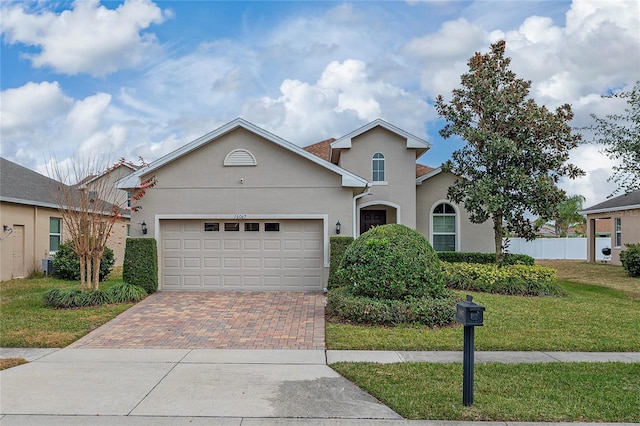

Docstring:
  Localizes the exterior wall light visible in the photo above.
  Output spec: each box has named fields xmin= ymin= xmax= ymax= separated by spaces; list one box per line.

xmin=141 ymin=221 xmax=148 ymax=235
xmin=336 ymin=220 xmax=341 ymax=235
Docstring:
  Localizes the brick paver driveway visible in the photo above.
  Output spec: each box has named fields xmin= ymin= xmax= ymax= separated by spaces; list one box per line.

xmin=69 ymin=292 xmax=325 ymax=349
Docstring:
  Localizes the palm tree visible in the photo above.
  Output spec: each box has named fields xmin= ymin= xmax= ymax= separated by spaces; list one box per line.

xmin=535 ymin=194 xmax=586 ymax=237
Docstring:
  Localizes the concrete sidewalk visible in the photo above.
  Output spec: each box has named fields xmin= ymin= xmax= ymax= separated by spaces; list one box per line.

xmin=1 ymin=348 xmax=639 ymax=425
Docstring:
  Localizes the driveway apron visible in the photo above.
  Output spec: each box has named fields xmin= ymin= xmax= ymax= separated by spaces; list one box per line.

xmin=69 ymin=291 xmax=326 ymax=349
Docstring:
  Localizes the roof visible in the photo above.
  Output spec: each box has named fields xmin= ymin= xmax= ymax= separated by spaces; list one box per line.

xmin=416 ymin=166 xmax=443 ymax=184
xmin=0 ymin=157 xmax=63 ymax=209
xmin=416 ymin=164 xmax=435 ymax=178
xmin=118 ymin=118 xmax=369 ymax=190
xmin=303 ymin=138 xmax=335 ymax=161
xmin=580 ymin=190 xmax=640 ymax=215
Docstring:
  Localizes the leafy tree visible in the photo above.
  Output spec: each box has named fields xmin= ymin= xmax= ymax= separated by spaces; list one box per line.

xmin=435 ymin=41 xmax=584 ymax=262
xmin=589 ymin=81 xmax=640 ymax=195
xmin=535 ymin=194 xmax=586 ymax=237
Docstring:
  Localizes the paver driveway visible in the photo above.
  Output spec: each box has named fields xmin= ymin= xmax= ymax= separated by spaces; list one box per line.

xmin=69 ymin=292 xmax=325 ymax=349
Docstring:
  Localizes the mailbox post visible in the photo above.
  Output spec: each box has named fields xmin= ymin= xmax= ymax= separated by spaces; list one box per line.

xmin=455 ymin=295 xmax=485 ymax=406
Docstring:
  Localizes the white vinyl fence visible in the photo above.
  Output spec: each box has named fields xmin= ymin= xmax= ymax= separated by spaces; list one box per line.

xmin=506 ymin=237 xmax=611 ymax=260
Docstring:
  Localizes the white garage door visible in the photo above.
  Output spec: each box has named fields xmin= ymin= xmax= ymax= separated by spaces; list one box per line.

xmin=160 ymin=219 xmax=324 ymax=291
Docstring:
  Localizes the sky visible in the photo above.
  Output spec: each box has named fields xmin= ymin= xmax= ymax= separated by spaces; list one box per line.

xmin=1 ymin=0 xmax=639 ymax=208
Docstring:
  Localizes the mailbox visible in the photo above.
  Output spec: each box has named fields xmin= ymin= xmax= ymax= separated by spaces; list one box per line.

xmin=456 ymin=295 xmax=485 ymax=327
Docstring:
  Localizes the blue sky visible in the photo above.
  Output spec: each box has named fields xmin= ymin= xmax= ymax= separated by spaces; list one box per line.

xmin=1 ymin=0 xmax=639 ymax=206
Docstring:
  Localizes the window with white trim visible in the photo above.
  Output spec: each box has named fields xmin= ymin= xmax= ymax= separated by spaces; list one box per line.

xmin=432 ymin=203 xmax=456 ymax=251
xmin=50 ymin=217 xmax=62 ymax=253
xmin=615 ymin=217 xmax=622 ymax=247
xmin=372 ymin=152 xmax=385 ymax=182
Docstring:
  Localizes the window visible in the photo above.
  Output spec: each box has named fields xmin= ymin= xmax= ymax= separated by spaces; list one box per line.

xmin=265 ymin=223 xmax=280 ymax=232
xmin=244 ymin=223 xmax=259 ymax=231
xmin=50 ymin=217 xmax=61 ymax=253
xmin=615 ymin=218 xmax=622 ymax=247
xmin=224 ymin=223 xmax=240 ymax=231
xmin=126 ymin=224 xmax=131 ymax=237
xmin=127 ymin=191 xmax=131 ymax=208
xmin=204 ymin=223 xmax=219 ymax=231
xmin=372 ymin=153 xmax=385 ymax=182
xmin=432 ymin=203 xmax=456 ymax=251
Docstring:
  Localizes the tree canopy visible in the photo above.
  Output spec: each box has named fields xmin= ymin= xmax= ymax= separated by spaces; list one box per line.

xmin=435 ymin=41 xmax=584 ymax=261
xmin=589 ymin=81 xmax=640 ymax=195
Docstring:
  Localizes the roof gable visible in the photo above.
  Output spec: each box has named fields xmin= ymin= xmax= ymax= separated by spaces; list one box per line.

xmin=580 ymin=190 xmax=640 ymax=214
xmin=118 ymin=118 xmax=368 ymax=189
xmin=330 ymin=118 xmax=430 ymax=163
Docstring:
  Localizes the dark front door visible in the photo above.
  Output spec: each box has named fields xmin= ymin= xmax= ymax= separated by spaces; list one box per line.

xmin=360 ymin=210 xmax=386 ymax=234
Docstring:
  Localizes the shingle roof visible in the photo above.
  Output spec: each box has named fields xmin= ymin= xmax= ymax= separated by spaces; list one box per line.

xmin=416 ymin=164 xmax=435 ymax=178
xmin=303 ymin=138 xmax=334 ymax=161
xmin=581 ymin=190 xmax=640 ymax=214
xmin=0 ymin=157 xmax=64 ymax=208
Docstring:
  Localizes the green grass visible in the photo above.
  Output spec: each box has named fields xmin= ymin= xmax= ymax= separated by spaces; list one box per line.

xmin=327 ymin=281 xmax=640 ymax=351
xmin=331 ymin=362 xmax=640 ymax=422
xmin=0 ymin=270 xmax=133 ymax=348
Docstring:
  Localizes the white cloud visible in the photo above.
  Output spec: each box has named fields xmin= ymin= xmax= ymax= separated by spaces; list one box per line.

xmin=1 ymin=0 xmax=167 ymax=76
xmin=242 ymin=59 xmax=431 ymax=144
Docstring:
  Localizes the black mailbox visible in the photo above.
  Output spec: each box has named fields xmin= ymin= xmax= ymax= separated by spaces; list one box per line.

xmin=456 ymin=295 xmax=485 ymax=327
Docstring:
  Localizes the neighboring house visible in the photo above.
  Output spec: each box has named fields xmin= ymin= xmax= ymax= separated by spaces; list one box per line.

xmin=118 ymin=118 xmax=494 ymax=292
xmin=0 ymin=158 xmax=130 ymax=281
xmin=581 ymin=190 xmax=640 ymax=265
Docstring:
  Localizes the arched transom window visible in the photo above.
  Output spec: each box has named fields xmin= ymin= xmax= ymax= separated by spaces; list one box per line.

xmin=432 ymin=202 xmax=456 ymax=251
xmin=372 ymin=152 xmax=385 ymax=182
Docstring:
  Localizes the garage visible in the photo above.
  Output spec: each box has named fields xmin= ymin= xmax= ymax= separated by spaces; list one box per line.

xmin=160 ymin=219 xmax=324 ymax=291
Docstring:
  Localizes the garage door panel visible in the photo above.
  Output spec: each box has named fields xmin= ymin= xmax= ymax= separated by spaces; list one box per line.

xmin=203 ymin=239 xmax=221 ymax=250
xmin=161 ymin=219 xmax=323 ymax=291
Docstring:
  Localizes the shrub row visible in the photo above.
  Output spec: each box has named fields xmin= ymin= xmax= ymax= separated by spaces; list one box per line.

xmin=437 ymin=251 xmax=535 ymax=266
xmin=123 ymin=238 xmax=158 ymax=293
xmin=328 ymin=236 xmax=354 ymax=289
xmin=43 ymin=282 xmax=147 ymax=309
xmin=52 ymin=242 xmax=115 ymax=282
xmin=620 ymin=243 xmax=640 ymax=277
xmin=326 ymin=286 xmax=456 ymax=327
xmin=442 ymin=262 xmax=565 ymax=296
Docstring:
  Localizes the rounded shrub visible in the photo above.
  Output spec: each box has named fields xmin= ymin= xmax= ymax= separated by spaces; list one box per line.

xmin=52 ymin=242 xmax=115 ymax=282
xmin=620 ymin=243 xmax=640 ymax=277
xmin=337 ymin=224 xmax=446 ymax=300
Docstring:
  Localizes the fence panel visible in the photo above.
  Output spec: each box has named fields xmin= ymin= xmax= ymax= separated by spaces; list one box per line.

xmin=506 ymin=237 xmax=611 ymax=260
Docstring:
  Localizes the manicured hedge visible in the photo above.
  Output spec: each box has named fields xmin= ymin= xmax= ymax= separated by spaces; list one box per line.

xmin=52 ymin=242 xmax=115 ymax=282
xmin=620 ymin=243 xmax=640 ymax=277
xmin=123 ymin=238 xmax=158 ymax=293
xmin=338 ymin=224 xmax=446 ymax=300
xmin=326 ymin=287 xmax=456 ymax=327
xmin=437 ymin=251 xmax=535 ymax=266
xmin=442 ymin=262 xmax=565 ymax=296
xmin=328 ymin=236 xmax=354 ymax=289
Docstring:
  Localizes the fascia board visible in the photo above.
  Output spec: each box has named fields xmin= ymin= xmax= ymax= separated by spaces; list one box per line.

xmin=580 ymin=205 xmax=640 ymax=215
xmin=331 ymin=118 xmax=431 ymax=151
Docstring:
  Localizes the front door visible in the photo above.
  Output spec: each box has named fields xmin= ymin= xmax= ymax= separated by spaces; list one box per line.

xmin=360 ymin=210 xmax=386 ymax=234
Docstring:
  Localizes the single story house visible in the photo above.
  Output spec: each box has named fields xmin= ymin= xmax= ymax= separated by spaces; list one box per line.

xmin=0 ymin=158 xmax=131 ymax=281
xmin=118 ymin=118 xmax=494 ymax=292
xmin=581 ymin=190 xmax=640 ymax=265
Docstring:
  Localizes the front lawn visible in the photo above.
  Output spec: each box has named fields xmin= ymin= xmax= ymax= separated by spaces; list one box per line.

xmin=327 ymin=280 xmax=640 ymax=351
xmin=332 ymin=362 xmax=640 ymax=422
xmin=0 ymin=269 xmax=133 ymax=348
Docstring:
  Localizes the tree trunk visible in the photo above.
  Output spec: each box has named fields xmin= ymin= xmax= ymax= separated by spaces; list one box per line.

xmin=92 ymin=251 xmax=102 ymax=291
xmin=493 ymin=213 xmax=504 ymax=263
xmin=79 ymin=255 xmax=86 ymax=293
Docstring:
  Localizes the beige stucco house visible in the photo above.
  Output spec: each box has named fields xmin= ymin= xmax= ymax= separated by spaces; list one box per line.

xmin=118 ymin=118 xmax=494 ymax=292
xmin=0 ymin=158 xmax=130 ymax=281
xmin=581 ymin=190 xmax=640 ymax=265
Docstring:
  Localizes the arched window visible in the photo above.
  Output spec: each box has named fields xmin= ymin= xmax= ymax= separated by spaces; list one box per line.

xmin=432 ymin=202 xmax=456 ymax=251
xmin=372 ymin=152 xmax=385 ymax=182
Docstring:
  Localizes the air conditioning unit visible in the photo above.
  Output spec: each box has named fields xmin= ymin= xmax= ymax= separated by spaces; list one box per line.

xmin=42 ymin=258 xmax=54 ymax=277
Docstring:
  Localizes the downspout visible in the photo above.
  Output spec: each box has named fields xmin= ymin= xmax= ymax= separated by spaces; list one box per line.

xmin=352 ymin=184 xmax=372 ymax=238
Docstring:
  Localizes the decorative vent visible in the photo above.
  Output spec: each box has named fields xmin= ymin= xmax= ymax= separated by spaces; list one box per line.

xmin=224 ymin=149 xmax=257 ymax=166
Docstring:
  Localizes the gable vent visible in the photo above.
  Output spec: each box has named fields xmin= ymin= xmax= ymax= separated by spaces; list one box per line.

xmin=224 ymin=149 xmax=257 ymax=166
